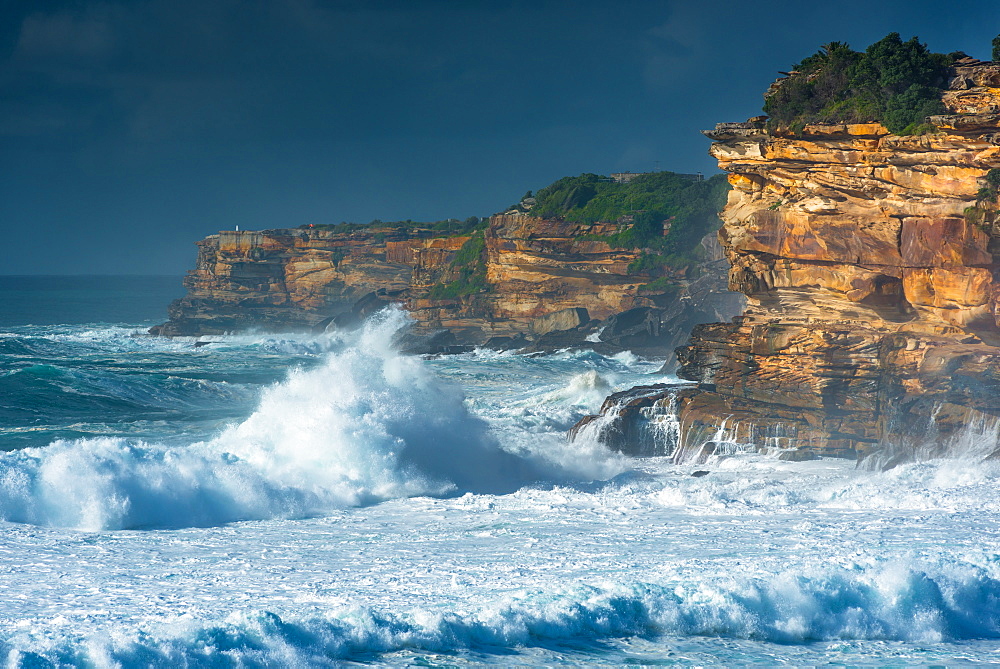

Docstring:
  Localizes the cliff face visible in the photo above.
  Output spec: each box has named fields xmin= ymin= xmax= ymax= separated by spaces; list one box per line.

xmin=153 ymin=227 xmax=467 ymax=336
xmin=576 ymin=62 xmax=1000 ymax=461
xmin=404 ymin=215 xmax=656 ymax=340
xmin=484 ymin=215 xmax=652 ymax=319
xmin=152 ymin=214 xmax=741 ymax=351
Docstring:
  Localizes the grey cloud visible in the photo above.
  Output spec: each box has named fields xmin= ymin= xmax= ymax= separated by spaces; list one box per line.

xmin=639 ymin=6 xmax=709 ymax=91
xmin=16 ymin=11 xmax=114 ymax=62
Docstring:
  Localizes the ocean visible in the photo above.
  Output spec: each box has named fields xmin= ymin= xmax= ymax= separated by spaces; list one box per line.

xmin=1 ymin=275 xmax=999 ymax=666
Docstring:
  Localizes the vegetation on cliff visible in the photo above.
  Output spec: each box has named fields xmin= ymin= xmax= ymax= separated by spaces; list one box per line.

xmin=302 ymin=216 xmax=487 ymax=237
xmin=763 ymin=33 xmax=952 ymax=135
xmin=427 ymin=231 xmax=489 ymax=299
xmin=965 ymin=168 xmax=1000 ymax=229
xmin=529 ymin=171 xmax=729 ymax=266
xmin=289 ymin=170 xmax=730 ymax=300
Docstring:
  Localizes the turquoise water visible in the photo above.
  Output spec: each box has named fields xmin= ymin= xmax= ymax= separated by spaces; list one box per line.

xmin=1 ymin=277 xmax=1000 ymax=665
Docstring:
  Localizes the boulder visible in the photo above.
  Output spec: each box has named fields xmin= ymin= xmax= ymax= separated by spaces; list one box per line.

xmin=482 ymin=334 xmax=529 ymax=351
xmin=529 ymin=307 xmax=590 ymax=336
xmin=394 ymin=329 xmax=458 ymax=355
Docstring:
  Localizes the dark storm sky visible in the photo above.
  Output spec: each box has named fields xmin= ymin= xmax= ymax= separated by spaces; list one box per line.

xmin=3 ymin=1 xmax=1000 ymax=275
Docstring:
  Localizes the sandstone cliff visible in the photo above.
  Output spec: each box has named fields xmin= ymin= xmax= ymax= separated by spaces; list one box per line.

xmin=576 ymin=61 xmax=1000 ymax=462
xmin=152 ymin=214 xmax=743 ymax=355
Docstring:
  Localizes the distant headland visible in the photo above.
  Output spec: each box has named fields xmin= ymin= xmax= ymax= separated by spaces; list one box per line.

xmin=151 ymin=170 xmax=744 ymax=364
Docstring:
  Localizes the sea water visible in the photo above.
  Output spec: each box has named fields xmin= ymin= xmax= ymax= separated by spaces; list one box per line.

xmin=1 ymin=276 xmax=1000 ymax=666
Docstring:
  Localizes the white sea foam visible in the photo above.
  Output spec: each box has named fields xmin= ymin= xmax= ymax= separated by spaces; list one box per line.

xmin=26 ymin=324 xmax=348 ymax=358
xmin=0 ymin=308 xmax=579 ymax=530
xmin=5 ymin=557 xmax=1000 ymax=664
xmin=9 ymin=296 xmax=1000 ymax=666
xmin=537 ymin=369 xmax=612 ymax=408
xmin=6 ymin=315 xmax=1000 ymax=529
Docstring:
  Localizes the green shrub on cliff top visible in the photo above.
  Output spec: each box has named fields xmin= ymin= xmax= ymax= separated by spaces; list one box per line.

xmin=530 ymin=171 xmax=729 ymax=259
xmin=764 ymin=33 xmax=951 ymax=135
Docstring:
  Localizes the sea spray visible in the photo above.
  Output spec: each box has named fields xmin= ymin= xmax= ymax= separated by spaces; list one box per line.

xmin=0 ymin=308 xmax=546 ymax=530
xmin=538 ymin=369 xmax=612 ymax=408
xmin=210 ymin=307 xmax=538 ymax=499
xmin=860 ymin=409 xmax=1000 ymax=471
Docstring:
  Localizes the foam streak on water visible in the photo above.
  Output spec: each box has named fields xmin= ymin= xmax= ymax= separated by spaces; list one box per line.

xmin=2 ymin=307 xmax=1000 ymax=665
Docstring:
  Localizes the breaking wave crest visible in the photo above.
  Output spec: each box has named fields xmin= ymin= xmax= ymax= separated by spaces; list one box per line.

xmin=7 ymin=557 xmax=1000 ymax=665
xmin=0 ymin=308 xmax=547 ymax=530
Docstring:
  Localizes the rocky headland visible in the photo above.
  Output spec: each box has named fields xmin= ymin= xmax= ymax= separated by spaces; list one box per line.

xmin=576 ymin=58 xmax=1000 ymax=462
xmin=152 ymin=178 xmax=744 ymax=358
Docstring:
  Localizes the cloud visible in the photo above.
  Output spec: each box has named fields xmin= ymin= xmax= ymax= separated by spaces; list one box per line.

xmin=0 ymin=0 xmax=690 ymax=152
xmin=15 ymin=10 xmax=114 ymax=63
xmin=2 ymin=2 xmax=284 ymax=144
xmin=639 ymin=5 xmax=711 ymax=90
xmin=0 ymin=0 xmax=472 ymax=145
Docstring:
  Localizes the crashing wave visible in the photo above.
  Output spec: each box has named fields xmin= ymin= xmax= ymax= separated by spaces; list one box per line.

xmin=0 ymin=308 xmax=548 ymax=530
xmin=6 ymin=557 xmax=1000 ymax=664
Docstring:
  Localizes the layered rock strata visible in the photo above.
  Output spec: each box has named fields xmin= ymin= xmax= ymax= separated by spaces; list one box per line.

xmin=153 ymin=215 xmax=743 ymax=355
xmin=577 ymin=63 xmax=1000 ymax=461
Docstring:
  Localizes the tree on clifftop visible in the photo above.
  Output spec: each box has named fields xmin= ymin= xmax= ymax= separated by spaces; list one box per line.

xmin=764 ymin=33 xmax=951 ymax=135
